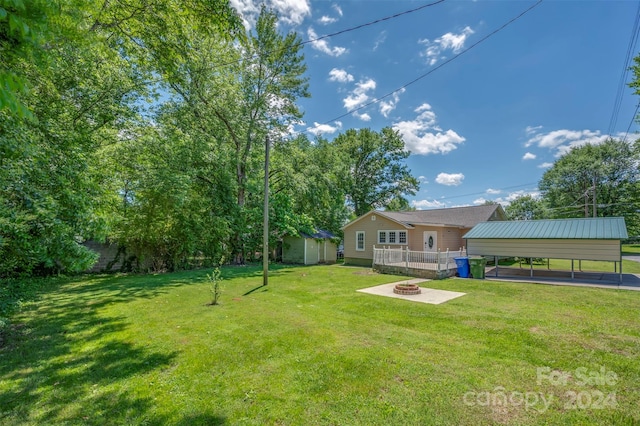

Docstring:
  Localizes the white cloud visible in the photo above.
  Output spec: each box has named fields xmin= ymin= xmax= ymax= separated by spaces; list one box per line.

xmin=231 ymin=0 xmax=310 ymax=29
xmin=343 ymin=78 xmax=376 ymax=110
xmin=435 ymin=172 xmax=464 ymax=186
xmin=353 ymin=111 xmax=371 ymax=121
xmin=343 ymin=93 xmax=368 ymax=110
xmin=525 ymin=125 xmax=543 ymax=135
xmin=473 ymin=197 xmax=487 ymax=205
xmin=379 ymin=88 xmax=405 ymax=118
xmin=523 ymin=152 xmax=536 ymax=160
xmin=307 ymin=121 xmax=342 ymax=136
xmin=328 ymin=68 xmax=354 ymax=83
xmin=319 ymin=3 xmax=342 ymax=25
xmin=393 ymin=103 xmax=465 ymax=155
xmin=492 ymin=190 xmax=542 ymax=206
xmin=486 ymin=188 xmax=501 ymax=195
xmin=271 ymin=0 xmax=311 ymax=25
xmin=373 ymin=30 xmax=387 ymax=51
xmin=412 ymin=199 xmax=446 ymax=209
xmin=525 ymin=128 xmax=625 ymax=158
xmin=538 ymin=162 xmax=553 ymax=169
xmin=318 ymin=16 xmax=337 ymax=24
xmin=308 ymin=27 xmax=347 ymax=56
xmin=419 ymin=26 xmax=474 ymax=66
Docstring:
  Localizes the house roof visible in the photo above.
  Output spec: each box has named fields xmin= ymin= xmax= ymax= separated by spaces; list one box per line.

xmin=463 ymin=217 xmax=628 ymax=240
xmin=342 ymin=204 xmax=505 ymax=230
xmin=299 ymin=229 xmax=335 ymax=239
xmin=379 ymin=205 xmax=504 ymax=228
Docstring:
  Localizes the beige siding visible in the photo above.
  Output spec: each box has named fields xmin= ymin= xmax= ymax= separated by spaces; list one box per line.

xmin=467 ymin=239 xmax=621 ymax=261
xmin=407 ymin=228 xmax=423 ymax=251
xmin=407 ymin=226 xmax=467 ymax=252
xmin=343 ymin=213 xmax=409 ymax=261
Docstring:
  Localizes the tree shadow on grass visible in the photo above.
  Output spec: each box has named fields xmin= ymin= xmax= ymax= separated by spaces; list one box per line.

xmin=0 ymin=272 xmax=228 ymax=424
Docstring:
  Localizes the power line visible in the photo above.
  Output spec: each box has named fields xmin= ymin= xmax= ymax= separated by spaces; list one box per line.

xmin=623 ymin=102 xmax=640 ymax=142
xmin=213 ymin=0 xmax=446 ymax=70
xmin=607 ymin=1 xmax=640 ymax=137
xmin=425 ymin=182 xmax=539 ymax=202
xmin=300 ymin=0 xmax=446 ymax=47
xmin=321 ymin=0 xmax=543 ymax=126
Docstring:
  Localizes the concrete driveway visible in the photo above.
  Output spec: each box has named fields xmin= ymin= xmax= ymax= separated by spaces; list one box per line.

xmin=483 ymin=266 xmax=640 ymax=291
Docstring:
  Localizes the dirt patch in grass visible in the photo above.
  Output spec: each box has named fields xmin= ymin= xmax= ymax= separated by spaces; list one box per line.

xmin=352 ymin=270 xmax=378 ymax=276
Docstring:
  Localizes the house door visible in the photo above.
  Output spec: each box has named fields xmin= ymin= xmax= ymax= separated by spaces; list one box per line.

xmin=423 ymin=231 xmax=437 ymax=252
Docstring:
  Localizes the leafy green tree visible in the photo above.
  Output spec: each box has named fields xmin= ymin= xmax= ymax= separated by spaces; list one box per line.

xmin=0 ymin=1 xmax=145 ymax=276
xmin=122 ymin=4 xmax=308 ymax=263
xmin=505 ymin=195 xmax=547 ymax=220
xmin=384 ymin=197 xmax=414 ymax=211
xmin=97 ymin=119 xmax=231 ymax=271
xmin=0 ymin=0 xmax=47 ymax=120
xmin=334 ymin=127 xmax=419 ymax=217
xmin=539 ymin=139 xmax=640 ymax=234
xmin=270 ymin=134 xmax=349 ymax=236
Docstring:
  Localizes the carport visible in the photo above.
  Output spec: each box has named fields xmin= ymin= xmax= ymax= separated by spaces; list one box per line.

xmin=463 ymin=217 xmax=628 ymax=283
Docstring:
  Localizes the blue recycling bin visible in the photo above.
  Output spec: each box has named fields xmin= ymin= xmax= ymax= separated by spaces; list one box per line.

xmin=454 ymin=257 xmax=470 ymax=278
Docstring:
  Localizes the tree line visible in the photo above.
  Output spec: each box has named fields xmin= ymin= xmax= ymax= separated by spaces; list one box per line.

xmin=0 ymin=1 xmax=417 ymax=277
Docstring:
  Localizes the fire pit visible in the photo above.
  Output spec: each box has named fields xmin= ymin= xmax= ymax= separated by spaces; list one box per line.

xmin=393 ymin=283 xmax=421 ymax=295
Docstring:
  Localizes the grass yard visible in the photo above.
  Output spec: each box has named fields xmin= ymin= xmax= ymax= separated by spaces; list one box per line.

xmin=1 ymin=264 xmax=639 ymax=425
xmin=622 ymin=244 xmax=640 ymax=255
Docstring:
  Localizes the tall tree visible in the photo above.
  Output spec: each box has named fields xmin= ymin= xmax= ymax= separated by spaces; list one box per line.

xmin=505 ymin=195 xmax=547 ymax=221
xmin=0 ymin=1 xmax=145 ymax=276
xmin=270 ymin=134 xmax=349 ymax=235
xmin=123 ymin=4 xmax=309 ymax=263
xmin=0 ymin=0 xmax=48 ymax=120
xmin=539 ymin=139 xmax=640 ymax=234
xmin=334 ymin=127 xmax=419 ymax=217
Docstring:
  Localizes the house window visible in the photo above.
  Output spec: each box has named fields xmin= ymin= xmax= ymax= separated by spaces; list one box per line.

xmin=399 ymin=231 xmax=407 ymax=244
xmin=388 ymin=232 xmax=396 ymax=243
xmin=356 ymin=231 xmax=365 ymax=251
xmin=377 ymin=230 xmax=407 ymax=245
xmin=378 ymin=231 xmax=386 ymax=243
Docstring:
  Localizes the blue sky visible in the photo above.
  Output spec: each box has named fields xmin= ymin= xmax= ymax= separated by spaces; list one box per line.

xmin=230 ymin=0 xmax=640 ymax=209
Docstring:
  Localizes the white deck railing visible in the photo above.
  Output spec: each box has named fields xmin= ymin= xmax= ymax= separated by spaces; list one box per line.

xmin=373 ymin=246 xmax=466 ymax=272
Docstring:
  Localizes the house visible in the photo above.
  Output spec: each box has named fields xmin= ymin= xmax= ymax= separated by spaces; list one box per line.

xmin=282 ymin=229 xmax=338 ymax=265
xmin=342 ymin=205 xmax=506 ymax=266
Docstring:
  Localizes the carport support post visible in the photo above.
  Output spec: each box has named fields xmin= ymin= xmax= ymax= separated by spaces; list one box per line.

xmin=530 ymin=258 xmax=533 ymax=277
xmin=571 ymin=259 xmax=575 ymax=280
xmin=620 ymin=260 xmax=623 ymax=284
xmin=495 ymin=256 xmax=498 ymax=277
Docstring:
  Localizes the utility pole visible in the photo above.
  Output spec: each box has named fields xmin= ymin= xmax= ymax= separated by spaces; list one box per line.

xmin=263 ymin=135 xmax=270 ymax=286
xmin=593 ymin=175 xmax=597 ymax=218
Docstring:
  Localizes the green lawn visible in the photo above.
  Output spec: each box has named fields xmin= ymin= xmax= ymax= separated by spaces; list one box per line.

xmin=622 ymin=244 xmax=640 ymax=255
xmin=1 ymin=264 xmax=639 ymax=425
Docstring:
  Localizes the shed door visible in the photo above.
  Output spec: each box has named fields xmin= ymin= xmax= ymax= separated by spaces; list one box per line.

xmin=423 ymin=231 xmax=437 ymax=252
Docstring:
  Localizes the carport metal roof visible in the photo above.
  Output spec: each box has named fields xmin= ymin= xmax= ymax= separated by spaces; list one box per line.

xmin=463 ymin=217 xmax=628 ymax=240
